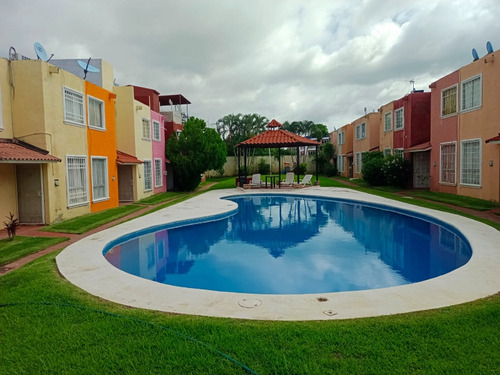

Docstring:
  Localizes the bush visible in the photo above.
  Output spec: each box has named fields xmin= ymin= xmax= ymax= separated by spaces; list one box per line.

xmin=296 ymin=163 xmax=307 ymax=175
xmin=362 ymin=152 xmax=387 ymax=186
xmin=324 ymin=163 xmax=337 ymax=177
xmin=257 ymin=158 xmax=270 ymax=174
xmin=382 ymin=156 xmax=411 ymax=188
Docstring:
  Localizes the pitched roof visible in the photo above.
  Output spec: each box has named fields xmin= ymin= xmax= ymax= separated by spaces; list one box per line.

xmin=116 ymin=150 xmax=143 ymax=165
xmin=0 ymin=138 xmax=61 ymax=163
xmin=236 ymin=128 xmax=321 ymax=148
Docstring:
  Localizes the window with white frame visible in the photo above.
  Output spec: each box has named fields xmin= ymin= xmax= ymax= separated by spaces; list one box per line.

xmin=355 ymin=152 xmax=362 ymax=173
xmin=394 ymin=108 xmax=404 ymax=130
xmin=88 ymin=96 xmax=105 ymax=130
xmin=355 ymin=123 xmax=366 ymax=140
xmin=63 ymin=87 xmax=85 ymax=126
xmin=154 ymin=158 xmax=163 ymax=187
xmin=394 ymin=148 xmax=404 ymax=158
xmin=461 ymin=75 xmax=482 ymax=112
xmin=440 ymin=142 xmax=456 ymax=185
xmin=66 ymin=155 xmax=88 ymax=207
xmin=91 ymin=157 xmax=108 ymax=202
xmin=338 ymin=131 xmax=345 ymax=145
xmin=143 ymin=160 xmax=153 ymax=191
xmin=153 ymin=120 xmax=161 ymax=141
xmin=337 ymin=155 xmax=345 ymax=173
xmin=384 ymin=112 xmax=392 ymax=132
xmin=384 ymin=148 xmax=392 ymax=157
xmin=441 ymin=85 xmax=457 ymax=117
xmin=460 ymin=139 xmax=481 ymax=186
xmin=142 ymin=118 xmax=151 ymax=140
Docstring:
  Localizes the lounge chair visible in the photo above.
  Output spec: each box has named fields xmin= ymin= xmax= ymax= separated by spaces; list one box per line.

xmin=299 ymin=174 xmax=313 ymax=186
xmin=281 ymin=172 xmax=295 ymax=186
xmin=249 ymin=173 xmax=262 ymax=187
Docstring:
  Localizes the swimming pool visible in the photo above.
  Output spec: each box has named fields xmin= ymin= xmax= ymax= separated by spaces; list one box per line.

xmin=56 ymin=188 xmax=500 ymax=320
xmin=103 ymin=195 xmax=471 ymax=294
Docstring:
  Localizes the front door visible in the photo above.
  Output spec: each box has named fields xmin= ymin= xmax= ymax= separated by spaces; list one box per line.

xmin=16 ymin=164 xmax=44 ymax=224
xmin=413 ymin=151 xmax=430 ymax=188
xmin=118 ymin=165 xmax=134 ymax=202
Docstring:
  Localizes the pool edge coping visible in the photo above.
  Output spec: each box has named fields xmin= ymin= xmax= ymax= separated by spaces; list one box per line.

xmin=56 ymin=187 xmax=500 ymax=321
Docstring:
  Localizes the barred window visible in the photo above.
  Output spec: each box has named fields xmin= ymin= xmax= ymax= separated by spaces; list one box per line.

xmin=153 ymin=120 xmax=161 ymax=141
xmin=88 ymin=96 xmax=105 ymax=130
xmin=142 ymin=118 xmax=151 ymax=139
xmin=355 ymin=123 xmax=366 ymax=140
xmin=461 ymin=75 xmax=481 ymax=112
xmin=63 ymin=87 xmax=85 ymax=125
xmin=441 ymin=86 xmax=457 ymax=117
xmin=66 ymin=155 xmax=88 ymax=206
xmin=384 ymin=112 xmax=392 ymax=132
xmin=384 ymin=148 xmax=392 ymax=157
xmin=143 ymin=160 xmax=153 ymax=191
xmin=440 ymin=143 xmax=456 ymax=184
xmin=394 ymin=148 xmax=404 ymax=158
xmin=91 ymin=157 xmax=108 ymax=201
xmin=394 ymin=108 xmax=404 ymax=130
xmin=338 ymin=131 xmax=345 ymax=145
xmin=460 ymin=139 xmax=481 ymax=186
xmin=355 ymin=152 xmax=362 ymax=173
xmin=154 ymin=158 xmax=163 ymax=187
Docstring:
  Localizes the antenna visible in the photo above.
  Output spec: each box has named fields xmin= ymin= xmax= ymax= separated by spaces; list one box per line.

xmin=34 ymin=42 xmax=53 ymax=62
xmin=486 ymin=41 xmax=494 ymax=54
xmin=77 ymin=58 xmax=100 ymax=80
xmin=472 ymin=48 xmax=479 ymax=61
xmin=410 ymin=79 xmax=415 ymax=92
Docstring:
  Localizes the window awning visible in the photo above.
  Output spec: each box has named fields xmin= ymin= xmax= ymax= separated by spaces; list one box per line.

xmin=485 ymin=133 xmax=500 ymax=144
xmin=406 ymin=141 xmax=432 ymax=153
xmin=0 ymin=138 xmax=61 ymax=163
xmin=116 ymin=150 xmax=143 ymax=165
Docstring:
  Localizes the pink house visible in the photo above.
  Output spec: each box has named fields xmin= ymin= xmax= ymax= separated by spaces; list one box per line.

xmin=429 ymin=48 xmax=500 ymax=202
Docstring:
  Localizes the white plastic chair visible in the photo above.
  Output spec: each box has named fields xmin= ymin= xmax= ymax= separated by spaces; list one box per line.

xmin=299 ymin=174 xmax=313 ymax=186
xmin=249 ymin=173 xmax=262 ymax=187
xmin=281 ymin=172 xmax=295 ymax=186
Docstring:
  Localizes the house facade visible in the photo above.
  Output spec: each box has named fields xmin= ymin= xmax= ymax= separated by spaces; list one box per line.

xmin=379 ymin=101 xmax=394 ymax=157
xmin=336 ymin=123 xmax=354 ymax=178
xmin=352 ymin=112 xmax=381 ymax=179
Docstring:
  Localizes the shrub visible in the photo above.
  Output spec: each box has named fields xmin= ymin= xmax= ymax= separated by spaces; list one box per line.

xmin=257 ymin=158 xmax=270 ymax=174
xmin=382 ymin=156 xmax=411 ymax=188
xmin=324 ymin=163 xmax=338 ymax=177
xmin=362 ymin=152 xmax=387 ymax=186
xmin=4 ymin=212 xmax=19 ymax=239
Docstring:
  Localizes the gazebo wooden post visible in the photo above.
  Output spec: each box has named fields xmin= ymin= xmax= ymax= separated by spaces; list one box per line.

xmin=316 ymin=144 xmax=319 ymax=184
xmin=278 ymin=148 xmax=281 ymax=188
xmin=296 ymin=146 xmax=300 ymax=183
xmin=237 ymin=147 xmax=242 ymax=187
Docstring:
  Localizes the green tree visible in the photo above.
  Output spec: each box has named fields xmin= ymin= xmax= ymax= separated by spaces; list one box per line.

xmin=216 ymin=113 xmax=268 ymax=155
xmin=166 ymin=117 xmax=227 ymax=191
xmin=361 ymin=151 xmax=387 ymax=186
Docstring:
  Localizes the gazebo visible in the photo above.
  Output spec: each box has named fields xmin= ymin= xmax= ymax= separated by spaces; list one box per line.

xmin=235 ymin=119 xmax=322 ymax=187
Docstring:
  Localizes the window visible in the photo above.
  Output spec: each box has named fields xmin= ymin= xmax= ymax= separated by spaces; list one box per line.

xmin=154 ymin=158 xmax=163 ymax=187
xmin=441 ymin=85 xmax=457 ymax=117
xmin=355 ymin=123 xmax=366 ymax=140
xmin=142 ymin=118 xmax=151 ymax=140
xmin=337 ymin=155 xmax=345 ymax=173
xmin=338 ymin=131 xmax=345 ymax=145
xmin=143 ymin=160 xmax=153 ymax=191
xmin=460 ymin=139 xmax=481 ymax=186
xmin=384 ymin=148 xmax=392 ymax=157
xmin=394 ymin=148 xmax=404 ymax=158
xmin=384 ymin=112 xmax=392 ymax=132
xmin=355 ymin=152 xmax=362 ymax=173
xmin=440 ymin=142 xmax=456 ymax=184
xmin=153 ymin=120 xmax=161 ymax=141
xmin=461 ymin=75 xmax=482 ymax=112
xmin=394 ymin=108 xmax=404 ymax=130
xmin=66 ymin=156 xmax=88 ymax=207
xmin=88 ymin=96 xmax=105 ymax=130
xmin=91 ymin=157 xmax=108 ymax=202
xmin=63 ymin=87 xmax=85 ymax=126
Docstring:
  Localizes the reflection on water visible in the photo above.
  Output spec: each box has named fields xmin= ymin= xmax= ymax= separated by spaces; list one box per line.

xmin=104 ymin=195 xmax=472 ymax=294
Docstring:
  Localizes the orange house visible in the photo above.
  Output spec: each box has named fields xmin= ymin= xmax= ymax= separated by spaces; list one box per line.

xmin=336 ymin=123 xmax=354 ymax=178
xmin=85 ymin=81 xmax=119 ymax=212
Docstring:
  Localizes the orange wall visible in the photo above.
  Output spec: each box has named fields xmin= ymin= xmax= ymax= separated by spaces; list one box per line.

xmin=86 ymin=81 xmax=119 ymax=212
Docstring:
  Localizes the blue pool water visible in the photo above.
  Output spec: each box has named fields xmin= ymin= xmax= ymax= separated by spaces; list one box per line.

xmin=103 ymin=195 xmax=472 ymax=294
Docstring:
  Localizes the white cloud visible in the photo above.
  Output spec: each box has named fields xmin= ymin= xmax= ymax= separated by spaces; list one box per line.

xmin=1 ymin=0 xmax=499 ymax=131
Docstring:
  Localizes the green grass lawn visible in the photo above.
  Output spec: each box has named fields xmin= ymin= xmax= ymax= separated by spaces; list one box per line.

xmin=41 ymin=204 xmax=143 ymax=234
xmin=407 ymin=191 xmax=500 ymax=211
xmin=1 ymin=252 xmax=499 ymax=374
xmin=135 ymin=191 xmax=188 ymax=205
xmin=2 ymin=176 xmax=500 ymax=373
xmin=0 ymin=236 xmax=69 ymax=267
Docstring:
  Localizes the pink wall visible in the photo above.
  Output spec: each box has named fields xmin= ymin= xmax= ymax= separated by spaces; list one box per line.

xmin=151 ymin=110 xmax=166 ymax=193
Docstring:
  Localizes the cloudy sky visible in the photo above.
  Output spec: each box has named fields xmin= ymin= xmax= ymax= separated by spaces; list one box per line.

xmin=1 ymin=0 xmax=499 ymax=131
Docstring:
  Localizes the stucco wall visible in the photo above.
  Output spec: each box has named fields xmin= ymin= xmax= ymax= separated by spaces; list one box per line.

xmin=151 ymin=110 xmax=166 ymax=193
xmin=379 ymin=101 xmax=394 ymax=155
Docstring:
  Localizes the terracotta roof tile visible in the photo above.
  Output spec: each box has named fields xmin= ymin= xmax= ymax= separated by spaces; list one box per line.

xmin=0 ymin=139 xmax=61 ymax=163
xmin=117 ymin=150 xmax=143 ymax=164
xmin=236 ymin=129 xmax=321 ymax=148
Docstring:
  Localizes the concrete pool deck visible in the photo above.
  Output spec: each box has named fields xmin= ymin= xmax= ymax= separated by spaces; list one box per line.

xmin=56 ymin=187 xmax=500 ymax=321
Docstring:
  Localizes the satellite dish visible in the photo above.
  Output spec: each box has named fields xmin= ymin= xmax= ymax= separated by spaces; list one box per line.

xmin=77 ymin=58 xmax=100 ymax=79
xmin=472 ymin=48 xmax=479 ymax=61
xmin=34 ymin=42 xmax=53 ymax=62
xmin=486 ymin=41 xmax=494 ymax=54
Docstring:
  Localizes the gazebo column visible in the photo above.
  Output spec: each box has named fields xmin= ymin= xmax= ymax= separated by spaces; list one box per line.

xmin=316 ymin=144 xmax=319 ymax=185
xmin=278 ymin=148 xmax=281 ymax=188
xmin=296 ymin=146 xmax=300 ymax=183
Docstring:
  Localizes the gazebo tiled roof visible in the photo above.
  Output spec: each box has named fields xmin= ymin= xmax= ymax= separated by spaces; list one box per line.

xmin=236 ymin=120 xmax=321 ymax=149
